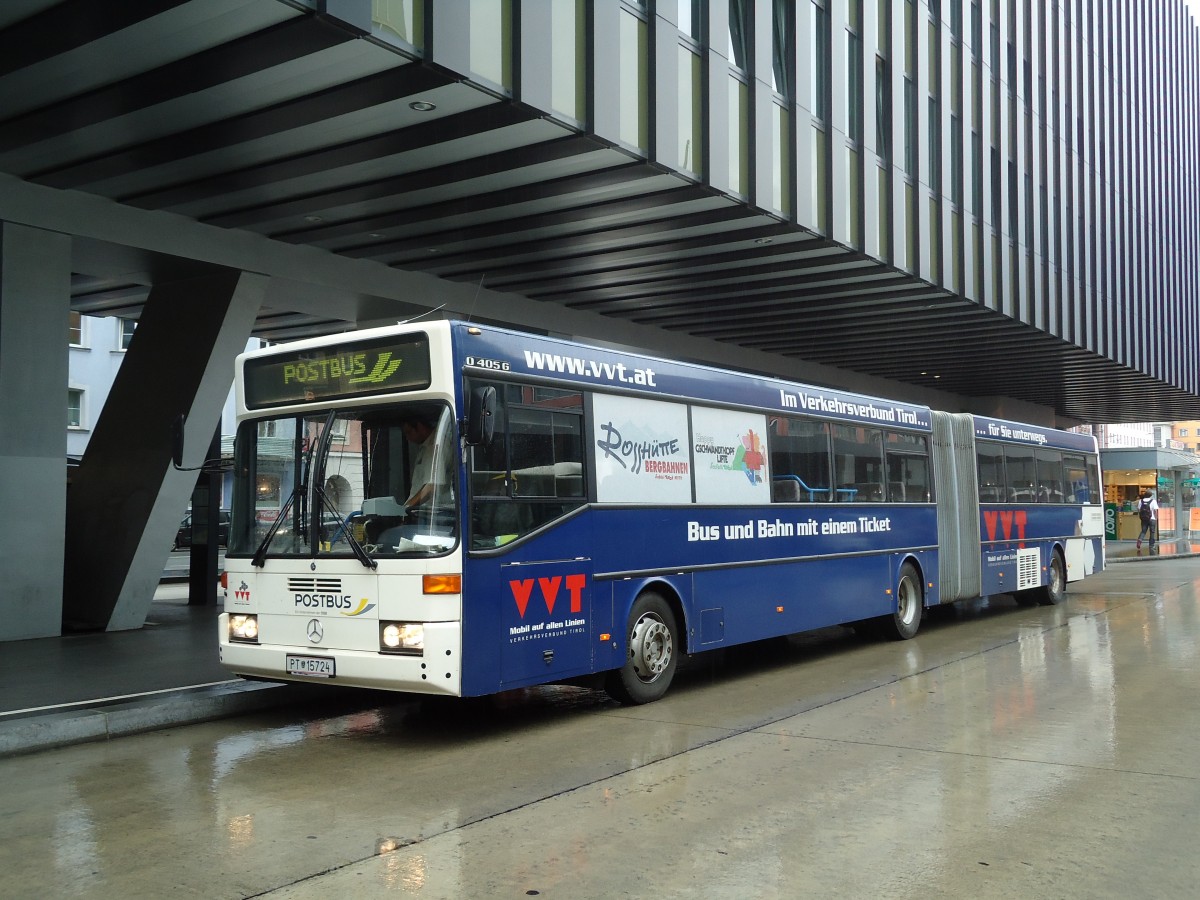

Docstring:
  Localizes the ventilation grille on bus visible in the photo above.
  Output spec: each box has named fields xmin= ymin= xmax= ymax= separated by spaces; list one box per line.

xmin=288 ymin=577 xmax=344 ymax=593
xmin=1016 ymin=548 xmax=1042 ymax=591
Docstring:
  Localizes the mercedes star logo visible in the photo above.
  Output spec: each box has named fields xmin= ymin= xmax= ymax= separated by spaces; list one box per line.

xmin=306 ymin=618 xmax=324 ymax=644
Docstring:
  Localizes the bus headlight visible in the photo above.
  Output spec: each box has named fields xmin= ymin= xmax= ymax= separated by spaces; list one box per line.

xmin=380 ymin=622 xmax=424 ymax=655
xmin=229 ymin=614 xmax=259 ymax=643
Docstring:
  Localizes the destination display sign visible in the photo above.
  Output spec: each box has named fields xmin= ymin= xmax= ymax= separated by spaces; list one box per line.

xmin=972 ymin=415 xmax=1097 ymax=453
xmin=243 ymin=333 xmax=431 ymax=409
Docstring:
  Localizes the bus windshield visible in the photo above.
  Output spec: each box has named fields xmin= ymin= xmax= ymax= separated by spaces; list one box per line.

xmin=228 ymin=403 xmax=458 ymax=560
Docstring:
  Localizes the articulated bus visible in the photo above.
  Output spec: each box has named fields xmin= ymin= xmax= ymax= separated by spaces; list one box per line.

xmin=219 ymin=320 xmax=1104 ymax=704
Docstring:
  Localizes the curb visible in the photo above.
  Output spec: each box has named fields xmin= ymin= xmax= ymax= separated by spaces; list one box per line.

xmin=1107 ymin=550 xmax=1200 ymax=564
xmin=0 ymin=681 xmax=344 ymax=759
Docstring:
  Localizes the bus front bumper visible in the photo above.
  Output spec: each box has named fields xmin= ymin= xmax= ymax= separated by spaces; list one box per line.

xmin=218 ymin=614 xmax=462 ymax=696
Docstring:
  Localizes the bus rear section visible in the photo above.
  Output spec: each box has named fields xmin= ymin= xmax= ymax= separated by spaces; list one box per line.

xmin=931 ymin=411 xmax=1104 ymax=608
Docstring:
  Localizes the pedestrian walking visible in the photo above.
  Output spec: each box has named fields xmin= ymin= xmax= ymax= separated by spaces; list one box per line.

xmin=1136 ymin=489 xmax=1159 ymax=550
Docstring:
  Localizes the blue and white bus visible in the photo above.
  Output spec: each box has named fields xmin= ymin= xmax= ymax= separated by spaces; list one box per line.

xmin=218 ymin=320 xmax=1104 ymax=703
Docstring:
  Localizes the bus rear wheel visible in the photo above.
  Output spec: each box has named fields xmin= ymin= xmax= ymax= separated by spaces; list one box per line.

xmin=1036 ymin=550 xmax=1067 ymax=606
xmin=880 ymin=562 xmax=923 ymax=641
xmin=606 ymin=592 xmax=678 ymax=705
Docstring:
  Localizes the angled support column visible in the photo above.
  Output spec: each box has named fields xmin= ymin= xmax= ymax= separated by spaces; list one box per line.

xmin=0 ymin=223 xmax=71 ymax=641
xmin=63 ymin=270 xmax=266 ymax=632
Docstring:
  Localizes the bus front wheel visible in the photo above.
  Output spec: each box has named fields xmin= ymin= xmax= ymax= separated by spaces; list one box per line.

xmin=606 ymin=592 xmax=679 ymax=705
xmin=880 ymin=562 xmax=923 ymax=641
xmin=1036 ymin=550 xmax=1067 ymax=606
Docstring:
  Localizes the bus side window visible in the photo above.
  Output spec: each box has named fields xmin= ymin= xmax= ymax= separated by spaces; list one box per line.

xmin=768 ymin=417 xmax=831 ymax=502
xmin=885 ymin=432 xmax=933 ymax=502
xmin=468 ymin=380 xmax=585 ymax=548
xmin=1063 ymin=455 xmax=1089 ymax=503
xmin=832 ymin=424 xmax=884 ymax=502
xmin=1036 ymin=449 xmax=1064 ymax=503
xmin=1004 ymin=446 xmax=1037 ymax=503
xmin=977 ymin=442 xmax=1005 ymax=502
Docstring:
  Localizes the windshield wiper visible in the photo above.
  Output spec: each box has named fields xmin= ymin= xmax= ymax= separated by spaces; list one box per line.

xmin=252 ymin=412 xmax=321 ymax=568
xmin=314 ymin=482 xmax=377 ymax=570
xmin=251 ymin=489 xmax=297 ymax=569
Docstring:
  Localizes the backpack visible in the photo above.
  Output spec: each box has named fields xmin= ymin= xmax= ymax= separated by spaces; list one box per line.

xmin=1139 ymin=499 xmax=1153 ymax=523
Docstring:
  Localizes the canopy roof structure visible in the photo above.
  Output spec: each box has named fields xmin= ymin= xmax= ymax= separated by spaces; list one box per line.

xmin=2 ymin=1 xmax=1199 ymax=423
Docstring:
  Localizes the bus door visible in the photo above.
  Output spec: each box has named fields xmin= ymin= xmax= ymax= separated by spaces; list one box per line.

xmin=499 ymin=558 xmax=594 ymax=686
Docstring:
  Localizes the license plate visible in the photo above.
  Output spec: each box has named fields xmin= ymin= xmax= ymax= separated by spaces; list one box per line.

xmin=286 ymin=655 xmax=335 ymax=678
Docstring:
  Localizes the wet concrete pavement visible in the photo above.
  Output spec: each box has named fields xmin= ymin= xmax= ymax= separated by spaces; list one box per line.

xmin=1 ymin=554 xmax=1198 ymax=897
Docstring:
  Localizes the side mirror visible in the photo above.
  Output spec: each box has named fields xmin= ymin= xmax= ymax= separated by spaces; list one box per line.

xmin=465 ymin=386 xmax=496 ymax=446
xmin=171 ymin=414 xmax=186 ymax=469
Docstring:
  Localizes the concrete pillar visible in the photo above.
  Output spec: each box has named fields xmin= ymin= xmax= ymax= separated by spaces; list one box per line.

xmin=0 ymin=223 xmax=72 ymax=640
xmin=63 ymin=269 xmax=266 ymax=632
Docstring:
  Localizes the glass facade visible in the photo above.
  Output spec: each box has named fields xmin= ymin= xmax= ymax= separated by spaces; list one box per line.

xmin=402 ymin=0 xmax=1200 ymax=397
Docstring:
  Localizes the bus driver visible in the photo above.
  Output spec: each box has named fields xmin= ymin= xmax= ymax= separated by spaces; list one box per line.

xmin=399 ymin=415 xmax=444 ymax=512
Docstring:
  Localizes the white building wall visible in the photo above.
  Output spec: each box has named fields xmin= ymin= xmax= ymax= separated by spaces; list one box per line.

xmin=69 ymin=312 xmax=257 ymax=465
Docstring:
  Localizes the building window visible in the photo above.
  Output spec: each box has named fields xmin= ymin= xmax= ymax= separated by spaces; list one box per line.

xmin=372 ymin=0 xmax=422 ymax=49
xmin=928 ymin=17 xmax=940 ymax=196
xmin=772 ymin=100 xmax=791 ymax=213
xmin=68 ymin=389 xmax=83 ymax=428
xmin=848 ymin=25 xmax=863 ymax=145
xmin=550 ymin=0 xmax=585 ymax=120
xmin=904 ymin=77 xmax=916 ymax=178
xmin=903 ymin=0 xmax=916 ymax=180
xmin=329 ymin=418 xmax=349 ymax=445
xmin=469 ymin=0 xmax=512 ymax=90
xmin=771 ymin=0 xmax=793 ymax=97
xmin=69 ymin=311 xmax=83 ymax=346
xmin=876 ymin=55 xmax=891 ymax=163
xmin=120 ymin=318 xmax=136 ymax=350
xmin=729 ymin=76 xmax=749 ymax=195
xmin=619 ymin=6 xmax=648 ymax=150
xmin=679 ymin=0 xmax=703 ymax=40
xmin=728 ymin=0 xmax=749 ymax=70
xmin=812 ymin=1 xmax=829 ymax=122
xmin=678 ymin=45 xmax=703 ymax=174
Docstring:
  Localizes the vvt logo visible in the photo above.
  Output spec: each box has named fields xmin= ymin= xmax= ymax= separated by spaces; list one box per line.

xmin=983 ymin=510 xmax=1027 ymax=546
xmin=510 ymin=575 xmax=587 ymax=618
xmin=235 ymin=581 xmax=250 ymax=602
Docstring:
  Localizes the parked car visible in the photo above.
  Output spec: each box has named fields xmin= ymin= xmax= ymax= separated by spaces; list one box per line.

xmin=174 ymin=509 xmax=231 ymax=549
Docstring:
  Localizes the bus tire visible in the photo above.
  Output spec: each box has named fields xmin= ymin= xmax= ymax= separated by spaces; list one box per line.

xmin=880 ymin=562 xmax=923 ymax=641
xmin=606 ymin=592 xmax=679 ymax=705
xmin=1036 ymin=550 xmax=1067 ymax=606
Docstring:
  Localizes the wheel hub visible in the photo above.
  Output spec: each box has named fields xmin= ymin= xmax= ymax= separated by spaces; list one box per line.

xmin=630 ymin=615 xmax=672 ymax=682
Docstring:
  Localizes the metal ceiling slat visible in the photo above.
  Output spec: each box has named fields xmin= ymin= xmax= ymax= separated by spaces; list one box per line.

xmin=542 ymin=262 xmax=895 ymax=307
xmin=31 ymin=65 xmax=451 ymax=189
xmin=0 ymin=16 xmax=352 ymax=152
xmin=696 ymin=304 xmax=984 ymax=348
xmin=300 ymin=165 xmax=675 ymax=248
xmin=0 ymin=0 xmax=188 ymax=78
xmin=122 ymin=96 xmax=527 ymax=210
xmin=202 ymin=133 xmax=600 ymax=229
xmin=379 ymin=203 xmax=767 ymax=273
xmin=566 ymin=266 xmax=897 ymax=312
xmin=460 ymin=226 xmax=812 ymax=287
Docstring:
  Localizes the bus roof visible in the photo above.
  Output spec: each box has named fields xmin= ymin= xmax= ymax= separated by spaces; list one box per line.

xmin=455 ymin=321 xmax=934 ymax=432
